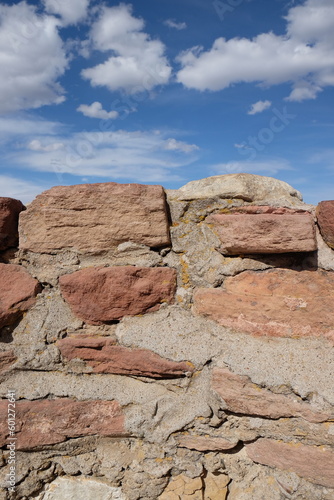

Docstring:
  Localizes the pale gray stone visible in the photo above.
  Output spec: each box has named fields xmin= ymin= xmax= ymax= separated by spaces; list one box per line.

xmin=35 ymin=476 xmax=125 ymax=500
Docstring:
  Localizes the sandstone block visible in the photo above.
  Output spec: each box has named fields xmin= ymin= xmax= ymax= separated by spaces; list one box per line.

xmin=60 ymin=266 xmax=176 ymax=323
xmin=35 ymin=476 xmax=126 ymax=500
xmin=246 ymin=438 xmax=334 ymax=487
xmin=19 ymin=182 xmax=170 ymax=253
xmin=177 ymin=435 xmax=238 ymax=451
xmin=204 ymin=473 xmax=229 ymax=500
xmin=158 ymin=475 xmax=203 ymax=500
xmin=0 ymin=197 xmax=24 ymax=250
xmin=317 ymin=201 xmax=334 ymax=249
xmin=207 ymin=212 xmax=316 ymax=254
xmin=57 ymin=336 xmax=193 ymax=378
xmin=194 ymin=269 xmax=334 ymax=341
xmin=0 ymin=351 xmax=16 ymax=373
xmin=0 ymin=263 xmax=40 ymax=328
xmin=0 ymin=398 xmax=125 ymax=449
xmin=211 ymin=367 xmax=330 ymax=422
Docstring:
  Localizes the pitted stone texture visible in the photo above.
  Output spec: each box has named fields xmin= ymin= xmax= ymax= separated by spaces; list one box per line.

xmin=59 ymin=266 xmax=176 ymax=324
xmin=212 ymin=367 xmax=330 ymax=423
xmin=194 ymin=269 xmax=334 ymax=342
xmin=246 ymin=438 xmax=334 ymax=488
xmin=158 ymin=475 xmax=203 ymax=500
xmin=177 ymin=435 xmax=238 ymax=451
xmin=0 ymin=351 xmax=16 ymax=372
xmin=0 ymin=263 xmax=40 ymax=328
xmin=35 ymin=476 xmax=126 ymax=500
xmin=207 ymin=212 xmax=316 ymax=254
xmin=57 ymin=335 xmax=193 ymax=378
xmin=19 ymin=182 xmax=170 ymax=253
xmin=168 ymin=174 xmax=303 ymax=204
xmin=317 ymin=201 xmax=334 ymax=249
xmin=0 ymin=398 xmax=125 ymax=449
xmin=0 ymin=197 xmax=24 ymax=250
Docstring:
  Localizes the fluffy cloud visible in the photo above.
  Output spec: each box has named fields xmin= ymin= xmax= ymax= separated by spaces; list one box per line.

xmin=164 ymin=19 xmax=187 ymax=30
xmin=212 ymin=159 xmax=292 ymax=176
xmin=176 ymin=0 xmax=334 ymax=101
xmin=42 ymin=0 xmax=90 ymax=26
xmin=0 ymin=2 xmax=68 ymax=114
xmin=248 ymin=100 xmax=272 ymax=115
xmin=28 ymin=139 xmax=65 ymax=152
xmin=82 ymin=4 xmax=172 ymax=94
xmin=164 ymin=138 xmax=199 ymax=153
xmin=0 ymin=175 xmax=48 ymax=204
xmin=77 ymin=102 xmax=119 ymax=120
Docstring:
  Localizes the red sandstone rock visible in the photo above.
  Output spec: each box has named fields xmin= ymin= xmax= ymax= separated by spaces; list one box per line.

xmin=211 ymin=367 xmax=330 ymax=423
xmin=230 ymin=206 xmax=309 ymax=215
xmin=19 ymin=183 xmax=170 ymax=253
xmin=194 ymin=269 xmax=334 ymax=342
xmin=0 ymin=198 xmax=25 ymax=250
xmin=0 ymin=264 xmax=40 ymax=328
xmin=316 ymin=201 xmax=334 ymax=249
xmin=57 ymin=336 xmax=193 ymax=378
xmin=177 ymin=435 xmax=238 ymax=451
xmin=246 ymin=438 xmax=334 ymax=488
xmin=59 ymin=266 xmax=176 ymax=324
xmin=0 ymin=398 xmax=126 ymax=450
xmin=0 ymin=351 xmax=16 ymax=372
xmin=207 ymin=213 xmax=316 ymax=254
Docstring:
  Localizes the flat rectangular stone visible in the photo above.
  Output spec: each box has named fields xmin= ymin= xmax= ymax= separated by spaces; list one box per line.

xmin=207 ymin=212 xmax=316 ymax=254
xmin=317 ymin=200 xmax=334 ymax=249
xmin=19 ymin=182 xmax=170 ymax=253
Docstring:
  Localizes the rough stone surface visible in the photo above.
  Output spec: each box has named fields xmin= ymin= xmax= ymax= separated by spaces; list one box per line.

xmin=246 ymin=438 xmax=334 ymax=487
xmin=0 ymin=398 xmax=125 ymax=449
xmin=194 ymin=269 xmax=334 ymax=342
xmin=168 ymin=174 xmax=303 ymax=203
xmin=0 ymin=263 xmax=40 ymax=328
xmin=0 ymin=351 xmax=16 ymax=372
xmin=212 ymin=367 xmax=330 ymax=422
xmin=0 ymin=197 xmax=24 ymax=250
xmin=177 ymin=435 xmax=238 ymax=451
xmin=317 ymin=200 xmax=334 ymax=249
xmin=19 ymin=182 xmax=170 ymax=253
xmin=316 ymin=227 xmax=334 ymax=271
xmin=59 ymin=266 xmax=176 ymax=323
xmin=35 ymin=476 xmax=126 ymax=500
xmin=207 ymin=212 xmax=316 ymax=254
xmin=158 ymin=475 xmax=203 ymax=499
xmin=57 ymin=335 xmax=194 ymax=378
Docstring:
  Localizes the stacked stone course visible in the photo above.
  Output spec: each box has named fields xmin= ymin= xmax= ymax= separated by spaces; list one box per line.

xmin=0 ymin=174 xmax=334 ymax=500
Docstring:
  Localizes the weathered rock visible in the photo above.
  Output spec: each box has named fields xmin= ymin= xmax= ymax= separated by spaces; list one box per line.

xmin=0 ymin=197 xmax=24 ymax=250
xmin=0 ymin=351 xmax=16 ymax=372
xmin=207 ymin=212 xmax=316 ymax=254
xmin=19 ymin=183 xmax=170 ymax=253
xmin=317 ymin=200 xmax=334 ymax=249
xmin=59 ymin=266 xmax=176 ymax=323
xmin=158 ymin=475 xmax=203 ymax=499
xmin=0 ymin=263 xmax=40 ymax=328
xmin=211 ymin=367 xmax=330 ymax=422
xmin=194 ymin=269 xmax=334 ymax=341
xmin=204 ymin=473 xmax=229 ymax=500
xmin=168 ymin=174 xmax=303 ymax=203
xmin=57 ymin=335 xmax=193 ymax=378
xmin=0 ymin=398 xmax=126 ymax=449
xmin=246 ymin=438 xmax=334 ymax=487
xmin=35 ymin=476 xmax=126 ymax=500
xmin=177 ymin=434 xmax=238 ymax=451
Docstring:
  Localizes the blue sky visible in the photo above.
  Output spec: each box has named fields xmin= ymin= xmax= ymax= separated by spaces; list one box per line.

xmin=0 ymin=0 xmax=334 ymax=204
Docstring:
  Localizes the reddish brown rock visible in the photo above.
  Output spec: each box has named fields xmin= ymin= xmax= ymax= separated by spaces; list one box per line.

xmin=19 ymin=183 xmax=170 ymax=253
xmin=317 ymin=201 xmax=334 ymax=249
xmin=0 ymin=263 xmax=40 ymax=328
xmin=194 ymin=269 xmax=334 ymax=342
xmin=0 ymin=398 xmax=125 ymax=450
xmin=211 ymin=367 xmax=330 ymax=423
xmin=59 ymin=266 xmax=176 ymax=324
xmin=0 ymin=198 xmax=25 ymax=250
xmin=57 ymin=336 xmax=193 ymax=378
xmin=207 ymin=212 xmax=316 ymax=254
xmin=230 ymin=205 xmax=310 ymax=215
xmin=0 ymin=351 xmax=16 ymax=372
xmin=177 ymin=435 xmax=238 ymax=451
xmin=246 ymin=438 xmax=334 ymax=488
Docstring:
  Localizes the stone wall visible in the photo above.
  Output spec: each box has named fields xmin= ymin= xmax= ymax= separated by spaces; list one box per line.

xmin=0 ymin=174 xmax=334 ymax=500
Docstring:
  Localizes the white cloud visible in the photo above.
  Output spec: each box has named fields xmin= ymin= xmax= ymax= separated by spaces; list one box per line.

xmin=28 ymin=139 xmax=65 ymax=152
xmin=164 ymin=138 xmax=199 ymax=153
xmin=77 ymin=102 xmax=119 ymax=120
xmin=248 ymin=100 xmax=272 ymax=115
xmin=176 ymin=0 xmax=334 ymax=101
xmin=0 ymin=175 xmax=48 ymax=204
xmin=42 ymin=0 xmax=90 ymax=26
xmin=164 ymin=19 xmax=187 ymax=30
xmin=0 ymin=2 xmax=68 ymax=114
xmin=211 ymin=159 xmax=292 ymax=176
xmin=82 ymin=4 xmax=172 ymax=94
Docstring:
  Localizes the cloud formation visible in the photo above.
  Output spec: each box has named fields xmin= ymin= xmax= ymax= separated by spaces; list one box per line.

xmin=77 ymin=102 xmax=119 ymax=120
xmin=42 ymin=0 xmax=90 ymax=26
xmin=164 ymin=19 xmax=187 ymax=30
xmin=248 ymin=100 xmax=272 ymax=115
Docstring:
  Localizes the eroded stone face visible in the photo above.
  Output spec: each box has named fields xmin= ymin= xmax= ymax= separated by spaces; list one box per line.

xmin=246 ymin=438 xmax=334 ymax=488
xmin=317 ymin=200 xmax=334 ymax=249
xmin=0 ymin=351 xmax=16 ymax=373
xmin=177 ymin=435 xmax=238 ymax=452
xmin=35 ymin=476 xmax=126 ymax=500
xmin=59 ymin=266 xmax=176 ymax=324
xmin=0 ymin=263 xmax=40 ymax=328
xmin=19 ymin=183 xmax=170 ymax=253
xmin=194 ymin=269 xmax=334 ymax=342
xmin=0 ymin=197 xmax=24 ymax=250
